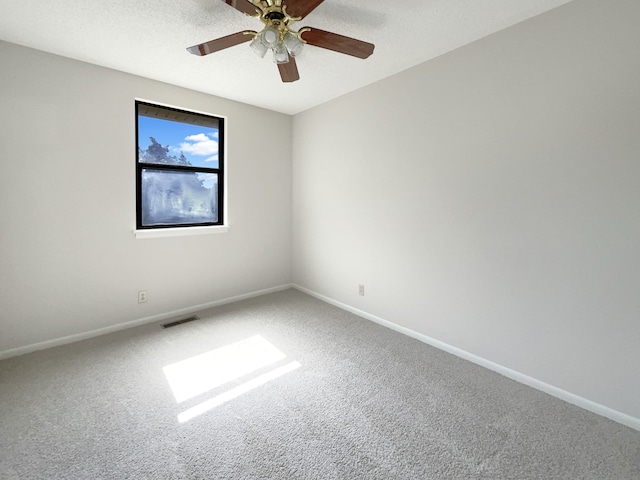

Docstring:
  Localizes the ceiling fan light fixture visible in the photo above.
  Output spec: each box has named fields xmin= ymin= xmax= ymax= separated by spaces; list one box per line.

xmin=283 ymin=31 xmax=304 ymax=57
xmin=273 ymin=43 xmax=289 ymax=64
xmin=249 ymin=34 xmax=268 ymax=58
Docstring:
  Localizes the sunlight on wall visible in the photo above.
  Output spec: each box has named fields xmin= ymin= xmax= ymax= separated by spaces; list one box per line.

xmin=163 ymin=335 xmax=286 ymax=403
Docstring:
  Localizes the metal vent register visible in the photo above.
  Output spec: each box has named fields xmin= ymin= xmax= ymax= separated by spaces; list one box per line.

xmin=162 ymin=315 xmax=199 ymax=329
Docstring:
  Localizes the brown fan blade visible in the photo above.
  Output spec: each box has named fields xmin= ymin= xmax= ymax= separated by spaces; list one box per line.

xmin=221 ymin=0 xmax=259 ymax=16
xmin=278 ymin=55 xmax=300 ymax=83
xmin=187 ymin=31 xmax=255 ymax=56
xmin=300 ymin=27 xmax=374 ymax=59
xmin=284 ymin=0 xmax=325 ymax=19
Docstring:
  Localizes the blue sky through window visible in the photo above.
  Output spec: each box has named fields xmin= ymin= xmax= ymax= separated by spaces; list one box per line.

xmin=138 ymin=116 xmax=219 ymax=169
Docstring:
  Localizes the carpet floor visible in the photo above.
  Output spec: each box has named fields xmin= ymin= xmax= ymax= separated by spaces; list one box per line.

xmin=1 ymin=289 xmax=639 ymax=479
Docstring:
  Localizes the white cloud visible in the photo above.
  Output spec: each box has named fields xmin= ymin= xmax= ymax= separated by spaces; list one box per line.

xmin=185 ymin=133 xmax=209 ymax=142
xmin=179 ymin=132 xmax=218 ymax=156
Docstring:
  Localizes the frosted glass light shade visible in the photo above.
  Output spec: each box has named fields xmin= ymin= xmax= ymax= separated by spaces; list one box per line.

xmin=249 ymin=35 xmax=268 ymax=58
xmin=261 ymin=26 xmax=279 ymax=48
xmin=273 ymin=43 xmax=289 ymax=64
xmin=284 ymin=32 xmax=304 ymax=57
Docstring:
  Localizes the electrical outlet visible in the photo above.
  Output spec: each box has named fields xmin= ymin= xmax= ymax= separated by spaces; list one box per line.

xmin=138 ymin=290 xmax=147 ymax=303
xmin=358 ymin=284 xmax=365 ymax=296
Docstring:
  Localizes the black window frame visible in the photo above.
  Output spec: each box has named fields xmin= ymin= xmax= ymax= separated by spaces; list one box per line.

xmin=135 ymin=101 xmax=225 ymax=230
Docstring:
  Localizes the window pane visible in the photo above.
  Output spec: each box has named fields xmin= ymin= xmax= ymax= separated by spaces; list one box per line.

xmin=141 ymin=169 xmax=218 ymax=226
xmin=138 ymin=116 xmax=219 ymax=169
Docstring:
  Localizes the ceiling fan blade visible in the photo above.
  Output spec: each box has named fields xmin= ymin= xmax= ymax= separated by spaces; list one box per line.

xmin=221 ymin=0 xmax=259 ymax=16
xmin=278 ymin=55 xmax=300 ymax=83
xmin=187 ymin=31 xmax=255 ymax=56
xmin=284 ymin=0 xmax=325 ymax=19
xmin=300 ymin=27 xmax=374 ymax=59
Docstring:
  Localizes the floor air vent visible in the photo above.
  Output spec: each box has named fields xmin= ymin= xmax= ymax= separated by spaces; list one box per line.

xmin=162 ymin=315 xmax=199 ymax=329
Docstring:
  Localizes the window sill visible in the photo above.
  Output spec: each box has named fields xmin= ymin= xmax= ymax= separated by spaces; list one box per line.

xmin=134 ymin=225 xmax=229 ymax=239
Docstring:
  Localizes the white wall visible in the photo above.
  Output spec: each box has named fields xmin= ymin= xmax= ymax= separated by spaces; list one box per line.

xmin=0 ymin=41 xmax=292 ymax=354
xmin=292 ymin=0 xmax=640 ymax=421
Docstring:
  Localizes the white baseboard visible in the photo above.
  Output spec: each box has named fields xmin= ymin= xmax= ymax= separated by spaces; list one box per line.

xmin=292 ymin=284 xmax=640 ymax=432
xmin=0 ymin=284 xmax=293 ymax=361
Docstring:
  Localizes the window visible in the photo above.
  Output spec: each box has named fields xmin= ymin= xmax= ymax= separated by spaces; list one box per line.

xmin=136 ymin=101 xmax=224 ymax=230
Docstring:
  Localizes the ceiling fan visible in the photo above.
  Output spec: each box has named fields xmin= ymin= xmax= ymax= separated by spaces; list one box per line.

xmin=187 ymin=0 xmax=375 ymax=83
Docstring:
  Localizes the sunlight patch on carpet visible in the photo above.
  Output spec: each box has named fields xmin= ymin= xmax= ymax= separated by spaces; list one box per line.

xmin=177 ymin=361 xmax=301 ymax=423
xmin=163 ymin=335 xmax=287 ymax=403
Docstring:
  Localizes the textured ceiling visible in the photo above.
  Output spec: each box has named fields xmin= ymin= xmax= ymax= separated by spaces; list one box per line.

xmin=0 ymin=0 xmax=573 ymax=114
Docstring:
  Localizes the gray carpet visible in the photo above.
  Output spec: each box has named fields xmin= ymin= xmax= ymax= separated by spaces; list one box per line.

xmin=1 ymin=289 xmax=639 ymax=479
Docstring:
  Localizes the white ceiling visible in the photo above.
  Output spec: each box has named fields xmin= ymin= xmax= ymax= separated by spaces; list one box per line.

xmin=0 ymin=0 xmax=573 ymax=115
